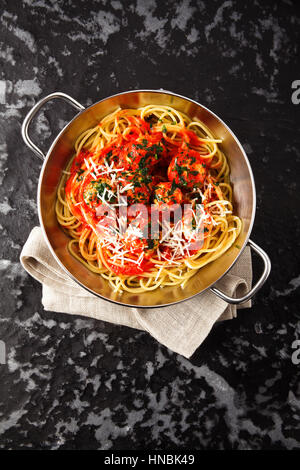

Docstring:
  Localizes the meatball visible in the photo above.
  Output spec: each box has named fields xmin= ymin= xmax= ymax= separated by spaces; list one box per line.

xmin=119 ymin=172 xmax=152 ymax=205
xmin=168 ymin=150 xmax=207 ymax=189
xmin=83 ymin=178 xmax=115 ymax=208
xmin=118 ymin=137 xmax=165 ymax=171
xmin=153 ymin=182 xmax=183 ymax=206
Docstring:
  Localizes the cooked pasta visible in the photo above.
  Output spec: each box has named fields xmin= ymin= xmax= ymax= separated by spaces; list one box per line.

xmin=55 ymin=104 xmax=241 ymax=293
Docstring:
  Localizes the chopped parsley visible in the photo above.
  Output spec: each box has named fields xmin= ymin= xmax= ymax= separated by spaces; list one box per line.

xmin=169 ymin=179 xmax=177 ymax=195
xmin=76 ymin=168 xmax=84 ymax=181
xmin=147 ymin=239 xmax=155 ymax=250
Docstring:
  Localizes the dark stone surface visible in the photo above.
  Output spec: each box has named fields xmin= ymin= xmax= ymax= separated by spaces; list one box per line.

xmin=0 ymin=0 xmax=300 ymax=450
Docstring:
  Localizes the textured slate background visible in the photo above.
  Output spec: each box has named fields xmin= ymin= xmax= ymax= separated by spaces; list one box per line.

xmin=0 ymin=0 xmax=300 ymax=450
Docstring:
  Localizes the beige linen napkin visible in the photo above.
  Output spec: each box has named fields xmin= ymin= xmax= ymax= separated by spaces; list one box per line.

xmin=20 ymin=227 xmax=252 ymax=357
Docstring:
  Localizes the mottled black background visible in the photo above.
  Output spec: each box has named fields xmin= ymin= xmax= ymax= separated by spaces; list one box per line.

xmin=0 ymin=0 xmax=300 ymax=450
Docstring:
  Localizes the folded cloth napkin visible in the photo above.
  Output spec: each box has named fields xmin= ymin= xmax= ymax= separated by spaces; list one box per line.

xmin=20 ymin=227 xmax=252 ymax=358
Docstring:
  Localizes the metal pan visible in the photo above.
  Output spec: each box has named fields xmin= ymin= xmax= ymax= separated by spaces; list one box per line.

xmin=22 ymin=90 xmax=271 ymax=307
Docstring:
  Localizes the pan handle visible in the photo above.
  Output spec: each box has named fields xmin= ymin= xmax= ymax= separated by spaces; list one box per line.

xmin=21 ymin=92 xmax=85 ymax=161
xmin=210 ymin=239 xmax=271 ymax=305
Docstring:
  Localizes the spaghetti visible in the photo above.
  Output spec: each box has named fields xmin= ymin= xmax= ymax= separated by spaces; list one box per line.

xmin=56 ymin=104 xmax=242 ymax=293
